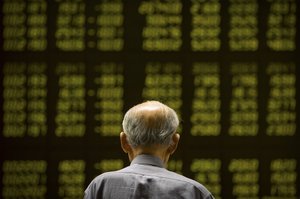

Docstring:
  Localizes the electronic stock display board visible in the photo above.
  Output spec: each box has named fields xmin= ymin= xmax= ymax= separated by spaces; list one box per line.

xmin=0 ymin=0 xmax=299 ymax=198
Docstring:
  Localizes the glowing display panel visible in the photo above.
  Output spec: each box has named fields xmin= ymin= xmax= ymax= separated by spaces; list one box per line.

xmin=3 ymin=63 xmax=47 ymax=137
xmin=2 ymin=0 xmax=47 ymax=51
xmin=229 ymin=0 xmax=258 ymax=51
xmin=139 ymin=0 xmax=182 ymax=51
xmin=55 ymin=63 xmax=86 ymax=137
xmin=266 ymin=63 xmax=296 ymax=136
xmin=267 ymin=159 xmax=297 ymax=198
xmin=191 ymin=63 xmax=221 ymax=136
xmin=2 ymin=160 xmax=47 ymax=199
xmin=0 ymin=0 xmax=299 ymax=198
xmin=191 ymin=159 xmax=222 ymax=198
xmin=229 ymin=63 xmax=258 ymax=136
xmin=190 ymin=0 xmax=221 ymax=51
xmin=229 ymin=159 xmax=259 ymax=198
xmin=92 ymin=63 xmax=124 ymax=136
xmin=58 ymin=160 xmax=85 ymax=199
xmin=266 ymin=0 xmax=296 ymax=51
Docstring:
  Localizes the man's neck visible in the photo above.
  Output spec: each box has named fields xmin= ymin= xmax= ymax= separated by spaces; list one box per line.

xmin=129 ymin=145 xmax=170 ymax=167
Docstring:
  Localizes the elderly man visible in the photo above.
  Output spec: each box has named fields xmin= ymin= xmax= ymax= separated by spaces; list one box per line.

xmin=84 ymin=101 xmax=214 ymax=199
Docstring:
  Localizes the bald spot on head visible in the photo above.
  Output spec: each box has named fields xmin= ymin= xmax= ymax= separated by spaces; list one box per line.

xmin=133 ymin=101 xmax=167 ymax=129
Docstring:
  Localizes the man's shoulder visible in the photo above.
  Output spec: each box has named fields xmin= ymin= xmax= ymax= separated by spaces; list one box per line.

xmin=86 ymin=167 xmax=214 ymax=199
xmin=84 ymin=171 xmax=126 ymax=194
xmin=121 ymin=165 xmax=211 ymax=196
xmin=91 ymin=170 xmax=124 ymax=183
xmin=158 ymin=168 xmax=210 ymax=191
xmin=92 ymin=166 xmax=204 ymax=188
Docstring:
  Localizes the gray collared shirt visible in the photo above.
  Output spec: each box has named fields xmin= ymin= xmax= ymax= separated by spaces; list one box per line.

xmin=84 ymin=154 xmax=214 ymax=199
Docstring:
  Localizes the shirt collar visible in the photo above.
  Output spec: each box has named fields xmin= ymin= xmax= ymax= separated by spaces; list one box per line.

xmin=130 ymin=154 xmax=164 ymax=168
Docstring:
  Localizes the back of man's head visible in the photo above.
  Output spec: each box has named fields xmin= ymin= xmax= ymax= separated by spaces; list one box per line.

xmin=122 ymin=101 xmax=179 ymax=148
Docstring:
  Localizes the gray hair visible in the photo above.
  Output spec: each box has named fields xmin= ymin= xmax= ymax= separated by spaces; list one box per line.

xmin=122 ymin=101 xmax=179 ymax=148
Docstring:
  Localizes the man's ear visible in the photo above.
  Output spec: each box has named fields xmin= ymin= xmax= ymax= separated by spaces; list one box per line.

xmin=168 ymin=133 xmax=180 ymax=155
xmin=120 ymin=132 xmax=132 ymax=153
